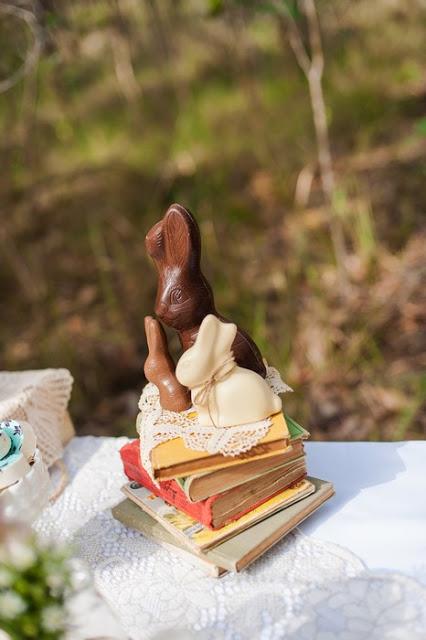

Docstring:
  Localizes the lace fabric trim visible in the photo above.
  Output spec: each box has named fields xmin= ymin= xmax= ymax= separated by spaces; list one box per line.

xmin=34 ymin=436 xmax=426 ymax=640
xmin=137 ymin=366 xmax=292 ymax=479
xmin=0 ymin=369 xmax=74 ymax=468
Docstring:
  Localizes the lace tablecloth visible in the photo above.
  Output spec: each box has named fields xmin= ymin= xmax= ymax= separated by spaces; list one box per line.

xmin=35 ymin=437 xmax=426 ymax=640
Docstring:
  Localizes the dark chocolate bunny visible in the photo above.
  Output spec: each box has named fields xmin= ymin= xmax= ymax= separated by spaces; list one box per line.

xmin=145 ymin=203 xmax=266 ymax=378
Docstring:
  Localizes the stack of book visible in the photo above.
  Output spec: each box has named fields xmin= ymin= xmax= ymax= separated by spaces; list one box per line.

xmin=114 ymin=413 xmax=333 ymax=576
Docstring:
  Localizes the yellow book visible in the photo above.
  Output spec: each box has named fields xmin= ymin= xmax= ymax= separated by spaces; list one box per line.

xmin=151 ymin=412 xmax=290 ymax=480
xmin=115 ymin=478 xmax=333 ymax=574
xmin=122 ymin=478 xmax=315 ymax=552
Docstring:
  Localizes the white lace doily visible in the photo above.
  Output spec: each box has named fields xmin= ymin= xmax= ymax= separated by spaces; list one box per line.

xmin=34 ymin=437 xmax=426 ymax=640
xmin=137 ymin=366 xmax=292 ymax=479
xmin=0 ymin=369 xmax=73 ymax=467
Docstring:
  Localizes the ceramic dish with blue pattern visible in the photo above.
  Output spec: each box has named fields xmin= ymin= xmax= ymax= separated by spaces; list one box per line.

xmin=0 ymin=420 xmax=24 ymax=469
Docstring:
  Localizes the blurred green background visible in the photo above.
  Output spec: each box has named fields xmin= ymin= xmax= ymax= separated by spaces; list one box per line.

xmin=1 ymin=0 xmax=425 ymax=440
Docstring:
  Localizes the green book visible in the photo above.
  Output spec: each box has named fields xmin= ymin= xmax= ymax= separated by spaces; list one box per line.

xmin=285 ymin=414 xmax=310 ymax=440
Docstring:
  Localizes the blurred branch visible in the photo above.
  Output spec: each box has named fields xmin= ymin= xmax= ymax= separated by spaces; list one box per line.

xmin=227 ymin=4 xmax=281 ymax=169
xmin=0 ymin=3 xmax=42 ymax=94
xmin=285 ymin=10 xmax=310 ymax=74
xmin=111 ymin=28 xmax=141 ymax=101
xmin=110 ymin=0 xmax=141 ymax=102
xmin=294 ymin=164 xmax=314 ymax=209
xmin=304 ymin=0 xmax=323 ymax=73
xmin=145 ymin=0 xmax=174 ymax=64
xmin=277 ymin=0 xmax=348 ymax=285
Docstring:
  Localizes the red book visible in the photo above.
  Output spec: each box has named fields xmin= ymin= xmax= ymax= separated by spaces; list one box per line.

xmin=119 ymin=440 xmax=306 ymax=530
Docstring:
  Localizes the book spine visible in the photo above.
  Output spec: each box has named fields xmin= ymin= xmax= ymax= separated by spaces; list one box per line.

xmin=120 ymin=442 xmax=215 ymax=528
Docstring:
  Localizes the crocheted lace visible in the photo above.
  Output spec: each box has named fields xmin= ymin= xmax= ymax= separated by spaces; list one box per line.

xmin=137 ymin=366 xmax=292 ymax=479
xmin=0 ymin=369 xmax=73 ymax=468
xmin=34 ymin=436 xmax=426 ymax=640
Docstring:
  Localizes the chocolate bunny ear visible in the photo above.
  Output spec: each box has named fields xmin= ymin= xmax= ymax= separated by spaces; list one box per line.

xmin=162 ymin=204 xmax=201 ymax=267
xmin=144 ymin=315 xmax=166 ymax=356
xmin=145 ymin=220 xmax=165 ymax=262
xmin=143 ymin=315 xmax=191 ymax=412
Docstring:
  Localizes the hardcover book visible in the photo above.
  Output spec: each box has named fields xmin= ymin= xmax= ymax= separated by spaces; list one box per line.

xmin=114 ymin=478 xmax=333 ymax=573
xmin=207 ymin=477 xmax=334 ymax=571
xmin=122 ymin=478 xmax=315 ymax=552
xmin=120 ymin=439 xmax=306 ymax=529
xmin=176 ymin=414 xmax=308 ymax=502
xmin=148 ymin=411 xmax=290 ymax=480
xmin=112 ymin=499 xmax=227 ymax=577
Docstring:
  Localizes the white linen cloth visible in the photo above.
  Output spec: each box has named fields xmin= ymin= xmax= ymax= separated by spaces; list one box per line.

xmin=34 ymin=438 xmax=426 ymax=640
xmin=302 ymin=441 xmax=426 ymax=581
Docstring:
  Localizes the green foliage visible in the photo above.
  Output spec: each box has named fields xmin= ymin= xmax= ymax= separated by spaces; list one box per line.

xmin=208 ymin=0 xmax=225 ymax=16
xmin=0 ymin=537 xmax=71 ymax=640
xmin=415 ymin=117 xmax=426 ymax=137
xmin=207 ymin=0 xmax=301 ymax=19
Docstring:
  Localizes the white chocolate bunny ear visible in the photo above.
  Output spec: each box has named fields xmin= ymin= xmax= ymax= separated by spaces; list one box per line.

xmin=214 ymin=321 xmax=237 ymax=359
xmin=197 ymin=314 xmax=219 ymax=345
xmin=176 ymin=315 xmax=220 ymax=387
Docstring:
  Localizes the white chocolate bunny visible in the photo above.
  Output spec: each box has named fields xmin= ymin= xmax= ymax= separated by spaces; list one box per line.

xmin=176 ymin=315 xmax=282 ymax=427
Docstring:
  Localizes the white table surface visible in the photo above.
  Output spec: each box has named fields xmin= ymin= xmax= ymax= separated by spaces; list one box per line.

xmin=39 ymin=438 xmax=426 ymax=639
xmin=301 ymin=441 xmax=426 ymax=581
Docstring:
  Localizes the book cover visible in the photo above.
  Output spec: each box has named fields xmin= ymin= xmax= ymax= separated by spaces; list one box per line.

xmin=177 ymin=446 xmax=305 ymax=502
xmin=284 ymin=414 xmax=310 ymax=440
xmin=122 ymin=478 xmax=315 ymax=552
xmin=207 ymin=477 xmax=334 ymax=571
xmin=112 ymin=499 xmax=227 ymax=577
xmin=120 ymin=440 xmax=305 ymax=529
xmin=114 ymin=478 xmax=333 ymax=574
xmin=177 ymin=415 xmax=308 ymax=502
xmin=150 ymin=411 xmax=290 ymax=480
